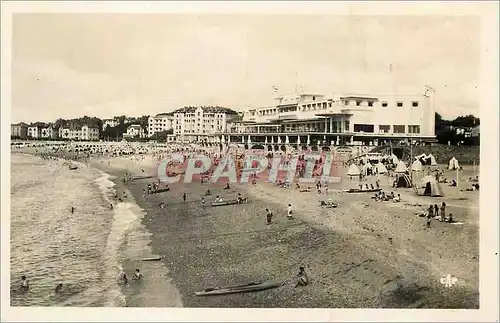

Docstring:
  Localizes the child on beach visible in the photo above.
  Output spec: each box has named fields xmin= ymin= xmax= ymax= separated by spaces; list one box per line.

xmin=287 ymin=204 xmax=293 ymax=219
xmin=133 ymin=269 xmax=142 ymax=280
xmin=294 ymin=267 xmax=309 ymax=288
xmin=266 ymin=208 xmax=273 ymax=225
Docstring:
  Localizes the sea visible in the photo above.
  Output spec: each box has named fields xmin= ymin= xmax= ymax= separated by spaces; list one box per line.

xmin=9 ymin=153 xmax=181 ymax=307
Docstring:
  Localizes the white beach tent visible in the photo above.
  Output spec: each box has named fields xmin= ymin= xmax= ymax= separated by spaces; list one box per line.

xmin=411 ymin=159 xmax=423 ymax=172
xmin=376 ymin=163 xmax=388 ymax=174
xmin=427 ymin=154 xmax=438 ymax=166
xmin=391 ymin=154 xmax=399 ymax=164
xmin=347 ymin=164 xmax=361 ymax=177
xmin=394 ymin=160 xmax=408 ymax=173
xmin=418 ymin=175 xmax=444 ymax=197
xmin=448 ymin=157 xmax=460 ymax=170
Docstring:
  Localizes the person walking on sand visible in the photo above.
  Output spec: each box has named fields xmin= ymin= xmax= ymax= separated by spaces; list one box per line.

xmin=287 ymin=203 xmax=293 ymax=220
xmin=183 ymin=193 xmax=186 ymax=202
xmin=266 ymin=208 xmax=273 ymax=225
xmin=201 ymin=197 xmax=205 ymax=206
xmin=70 ymin=206 xmax=74 ymax=214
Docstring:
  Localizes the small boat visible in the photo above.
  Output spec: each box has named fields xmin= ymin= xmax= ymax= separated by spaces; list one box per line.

xmin=68 ymin=165 xmax=78 ymax=170
xmin=131 ymin=176 xmax=153 ymax=180
xmin=211 ymin=199 xmax=239 ymax=207
xmin=195 ymin=281 xmax=282 ymax=296
xmin=343 ymin=188 xmax=382 ymax=193
xmin=151 ymin=188 xmax=170 ymax=194
xmin=142 ymin=257 xmax=162 ymax=261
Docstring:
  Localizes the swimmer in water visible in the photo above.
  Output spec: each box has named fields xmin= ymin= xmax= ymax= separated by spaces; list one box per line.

xmin=120 ymin=273 xmax=128 ymax=285
xmin=133 ymin=269 xmax=142 ymax=280
xmin=55 ymin=283 xmax=63 ymax=294
xmin=20 ymin=275 xmax=29 ymax=292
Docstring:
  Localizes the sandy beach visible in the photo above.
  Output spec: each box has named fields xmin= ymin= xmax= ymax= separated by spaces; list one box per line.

xmin=88 ymin=152 xmax=479 ymax=308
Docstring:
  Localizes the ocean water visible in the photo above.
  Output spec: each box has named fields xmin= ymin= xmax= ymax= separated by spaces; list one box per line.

xmin=10 ymin=154 xmax=129 ymax=306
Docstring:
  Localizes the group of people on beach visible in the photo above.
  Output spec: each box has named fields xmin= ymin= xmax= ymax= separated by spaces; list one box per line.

xmin=423 ymin=202 xmax=455 ymax=227
xmin=119 ymin=269 xmax=143 ymax=285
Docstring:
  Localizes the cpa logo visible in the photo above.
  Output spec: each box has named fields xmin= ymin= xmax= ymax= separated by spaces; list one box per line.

xmin=440 ymin=274 xmax=458 ymax=287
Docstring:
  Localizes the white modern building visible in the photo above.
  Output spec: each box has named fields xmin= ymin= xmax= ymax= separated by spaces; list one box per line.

xmin=173 ymin=106 xmax=238 ymax=142
xmin=147 ymin=113 xmax=174 ymax=137
xmin=123 ymin=124 xmax=146 ymax=138
xmin=226 ymin=87 xmax=435 ymax=147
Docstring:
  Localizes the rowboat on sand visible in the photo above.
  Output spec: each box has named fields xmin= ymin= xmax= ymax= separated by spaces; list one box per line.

xmin=211 ymin=199 xmax=239 ymax=207
xmin=343 ymin=188 xmax=382 ymax=193
xmin=195 ymin=281 xmax=282 ymax=296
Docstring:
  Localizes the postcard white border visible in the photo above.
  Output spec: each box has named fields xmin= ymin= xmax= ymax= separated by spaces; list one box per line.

xmin=1 ymin=1 xmax=498 ymax=322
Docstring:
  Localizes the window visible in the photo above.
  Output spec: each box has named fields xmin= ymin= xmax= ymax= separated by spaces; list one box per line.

xmin=408 ymin=125 xmax=420 ymax=134
xmin=368 ymin=101 xmax=373 ymax=107
xmin=312 ymin=96 xmax=316 ymax=100
xmin=344 ymin=100 xmax=349 ymax=106
xmin=354 ymin=124 xmax=374 ymax=133
xmin=344 ymin=121 xmax=350 ymax=132
xmin=379 ymin=125 xmax=390 ymax=133
xmin=396 ymin=102 xmax=403 ymax=107
xmin=412 ymin=101 xmax=419 ymax=107
xmin=393 ymin=125 xmax=405 ymax=133
xmin=356 ymin=100 xmax=362 ymax=106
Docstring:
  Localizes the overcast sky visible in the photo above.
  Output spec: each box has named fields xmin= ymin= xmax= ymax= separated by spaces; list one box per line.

xmin=11 ymin=14 xmax=480 ymax=123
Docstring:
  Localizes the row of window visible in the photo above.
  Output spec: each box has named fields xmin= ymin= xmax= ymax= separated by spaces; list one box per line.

xmin=251 ymin=100 xmax=421 ymax=116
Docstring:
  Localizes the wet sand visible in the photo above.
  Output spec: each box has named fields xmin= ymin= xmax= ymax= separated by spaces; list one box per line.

xmin=94 ymin=155 xmax=479 ymax=308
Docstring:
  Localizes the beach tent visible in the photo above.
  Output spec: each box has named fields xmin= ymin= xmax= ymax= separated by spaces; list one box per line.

xmin=394 ymin=161 xmax=407 ymax=173
xmin=346 ymin=164 xmax=361 ymax=177
xmin=376 ymin=163 xmax=388 ymax=174
xmin=448 ymin=157 xmax=459 ymax=170
xmin=427 ymin=154 xmax=438 ymax=166
xmin=415 ymin=153 xmax=427 ymax=160
xmin=395 ymin=174 xmax=412 ymax=188
xmin=419 ymin=175 xmax=444 ymax=197
xmin=411 ymin=159 xmax=423 ymax=172
xmin=391 ymin=154 xmax=399 ymax=164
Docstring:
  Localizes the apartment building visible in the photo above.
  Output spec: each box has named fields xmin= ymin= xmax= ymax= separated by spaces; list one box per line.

xmin=147 ymin=113 xmax=174 ymax=137
xmin=58 ymin=124 xmax=100 ymax=141
xmin=11 ymin=122 xmax=29 ymax=139
xmin=27 ymin=122 xmax=46 ymax=139
xmin=41 ymin=125 xmax=59 ymax=139
xmin=173 ymin=106 xmax=238 ymax=142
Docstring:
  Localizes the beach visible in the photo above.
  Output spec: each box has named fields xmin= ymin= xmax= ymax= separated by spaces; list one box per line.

xmin=90 ymin=151 xmax=479 ymax=308
xmin=10 ymin=144 xmax=479 ymax=308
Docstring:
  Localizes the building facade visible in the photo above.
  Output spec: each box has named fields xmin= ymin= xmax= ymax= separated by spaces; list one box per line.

xmin=11 ymin=122 xmax=29 ymax=139
xmin=41 ymin=125 xmax=59 ymax=139
xmin=173 ymin=106 xmax=238 ymax=142
xmin=58 ymin=125 xmax=100 ymax=141
xmin=124 ymin=124 xmax=146 ymax=138
xmin=227 ymin=87 xmax=435 ymax=147
xmin=148 ymin=113 xmax=174 ymax=137
xmin=27 ymin=122 xmax=46 ymax=139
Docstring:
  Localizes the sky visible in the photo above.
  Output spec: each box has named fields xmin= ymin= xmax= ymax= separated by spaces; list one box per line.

xmin=11 ymin=14 xmax=480 ymax=123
